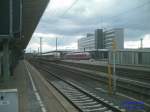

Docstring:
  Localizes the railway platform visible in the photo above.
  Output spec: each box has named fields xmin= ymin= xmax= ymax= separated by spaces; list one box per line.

xmin=0 ymin=60 xmax=78 ymax=112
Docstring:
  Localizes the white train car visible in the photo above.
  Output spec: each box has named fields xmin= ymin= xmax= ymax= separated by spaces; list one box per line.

xmin=40 ymin=52 xmax=61 ymax=62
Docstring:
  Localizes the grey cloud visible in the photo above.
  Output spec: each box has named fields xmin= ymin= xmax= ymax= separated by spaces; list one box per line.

xmin=35 ymin=0 xmax=150 ymax=43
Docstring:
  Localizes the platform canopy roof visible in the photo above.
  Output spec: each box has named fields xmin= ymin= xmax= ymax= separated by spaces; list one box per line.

xmin=15 ymin=0 xmax=49 ymax=50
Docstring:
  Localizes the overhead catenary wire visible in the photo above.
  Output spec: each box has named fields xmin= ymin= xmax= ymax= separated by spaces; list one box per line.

xmin=103 ymin=0 xmax=150 ymax=28
xmin=37 ymin=0 xmax=150 ymax=39
xmin=46 ymin=0 xmax=150 ymax=29
xmin=113 ymin=0 xmax=150 ymax=18
xmin=45 ymin=0 xmax=79 ymax=20
xmin=47 ymin=0 xmax=58 ymax=17
xmin=60 ymin=0 xmax=79 ymax=17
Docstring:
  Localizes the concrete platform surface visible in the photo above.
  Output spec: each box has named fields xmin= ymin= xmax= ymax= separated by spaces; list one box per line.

xmin=0 ymin=60 xmax=78 ymax=112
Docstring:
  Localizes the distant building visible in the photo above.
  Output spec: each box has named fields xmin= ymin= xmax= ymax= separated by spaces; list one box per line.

xmin=78 ymin=28 xmax=124 ymax=51
xmin=78 ymin=33 xmax=95 ymax=51
xmin=95 ymin=29 xmax=104 ymax=49
xmin=104 ymin=28 xmax=124 ymax=49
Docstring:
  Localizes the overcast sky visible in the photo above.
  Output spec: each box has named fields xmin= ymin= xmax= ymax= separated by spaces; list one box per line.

xmin=26 ymin=0 xmax=150 ymax=52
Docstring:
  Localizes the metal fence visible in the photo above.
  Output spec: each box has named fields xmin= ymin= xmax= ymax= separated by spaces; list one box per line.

xmin=109 ymin=49 xmax=150 ymax=65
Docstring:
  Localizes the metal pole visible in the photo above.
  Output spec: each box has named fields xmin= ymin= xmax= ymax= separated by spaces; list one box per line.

xmin=20 ymin=0 xmax=23 ymax=39
xmin=30 ymin=48 xmax=31 ymax=53
xmin=38 ymin=48 xmax=39 ymax=55
xmin=56 ymin=37 xmax=58 ymax=51
xmin=9 ymin=0 xmax=13 ymax=37
xmin=108 ymin=64 xmax=112 ymax=95
xmin=112 ymin=39 xmax=116 ymax=93
xmin=107 ymin=50 xmax=112 ymax=94
xmin=113 ymin=50 xmax=116 ymax=92
xmin=3 ymin=40 xmax=10 ymax=82
xmin=140 ymin=38 xmax=143 ymax=49
xmin=40 ymin=37 xmax=42 ymax=55
xmin=101 ymin=16 xmax=103 ymax=29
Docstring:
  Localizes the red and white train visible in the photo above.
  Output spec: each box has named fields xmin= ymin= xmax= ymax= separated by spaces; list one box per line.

xmin=64 ymin=52 xmax=91 ymax=60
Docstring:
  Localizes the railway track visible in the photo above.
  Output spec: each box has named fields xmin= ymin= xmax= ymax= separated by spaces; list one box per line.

xmin=57 ymin=63 xmax=150 ymax=100
xmin=57 ymin=60 xmax=150 ymax=82
xmin=34 ymin=59 xmax=150 ymax=105
xmin=39 ymin=64 xmax=126 ymax=112
xmin=38 ymin=60 xmax=150 ymax=96
xmin=29 ymin=59 xmax=150 ymax=111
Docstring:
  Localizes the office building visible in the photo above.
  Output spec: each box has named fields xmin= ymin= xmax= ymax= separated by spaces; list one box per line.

xmin=78 ymin=33 xmax=95 ymax=51
xmin=95 ymin=29 xmax=104 ymax=49
xmin=104 ymin=28 xmax=124 ymax=49
xmin=78 ymin=28 xmax=124 ymax=51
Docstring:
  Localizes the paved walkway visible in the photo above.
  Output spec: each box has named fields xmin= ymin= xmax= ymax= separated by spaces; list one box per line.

xmin=0 ymin=60 xmax=78 ymax=112
xmin=0 ymin=61 xmax=29 ymax=112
